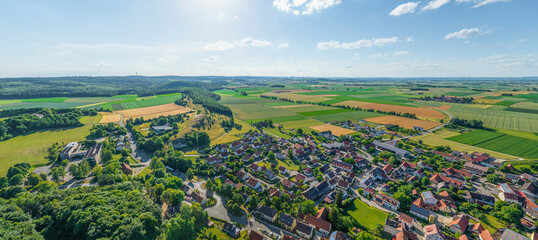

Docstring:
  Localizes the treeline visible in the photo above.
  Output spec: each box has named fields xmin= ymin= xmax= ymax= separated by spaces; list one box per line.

xmin=412 ymin=95 xmax=474 ymax=104
xmin=177 ymin=88 xmax=233 ymax=117
xmin=449 ymin=118 xmax=484 ymax=129
xmin=0 ymin=108 xmax=97 ymax=141
xmin=260 ymin=95 xmax=417 ymax=119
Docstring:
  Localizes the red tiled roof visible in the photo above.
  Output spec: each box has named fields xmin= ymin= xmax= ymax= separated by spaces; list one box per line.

xmin=305 ymin=215 xmax=331 ymax=232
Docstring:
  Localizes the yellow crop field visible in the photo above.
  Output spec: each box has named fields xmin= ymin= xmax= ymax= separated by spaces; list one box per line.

xmin=273 ymin=104 xmax=313 ymax=108
xmin=474 ymin=99 xmax=501 ymax=104
xmin=310 ymin=124 xmax=356 ymax=136
xmin=116 ymin=103 xmax=192 ymax=121
xmin=99 ymin=112 xmax=122 ymax=123
xmin=365 ymin=115 xmax=441 ymax=130
xmin=361 ymin=103 xmax=446 ymax=119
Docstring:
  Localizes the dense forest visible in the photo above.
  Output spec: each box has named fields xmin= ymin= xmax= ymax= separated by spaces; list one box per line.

xmin=0 ymin=76 xmax=227 ymax=99
xmin=176 ymin=88 xmax=233 ymax=117
xmin=0 ymin=108 xmax=97 ymax=141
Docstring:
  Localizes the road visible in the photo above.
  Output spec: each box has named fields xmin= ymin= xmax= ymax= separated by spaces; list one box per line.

xmin=117 ymin=113 xmax=152 ymax=174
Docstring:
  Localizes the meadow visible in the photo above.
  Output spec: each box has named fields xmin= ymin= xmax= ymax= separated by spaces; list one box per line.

xmin=345 ymin=199 xmax=388 ymax=232
xmin=0 ymin=126 xmax=92 ymax=176
xmin=447 ymin=129 xmax=538 ymax=159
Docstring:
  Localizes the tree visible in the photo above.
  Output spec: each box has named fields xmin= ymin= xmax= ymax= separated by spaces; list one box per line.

xmin=50 ymin=166 xmax=65 ymax=183
xmin=486 ymin=174 xmax=500 ymax=184
xmin=8 ymin=174 xmax=24 ymax=186
xmin=27 ymin=173 xmax=41 ymax=187
xmin=393 ymin=192 xmax=411 ymax=211
xmin=335 ymin=189 xmax=343 ymax=207
xmin=301 ymin=200 xmax=317 ymax=215
xmin=162 ymin=189 xmax=185 ymax=206
xmin=421 ymin=176 xmax=431 ymax=186
xmin=187 ymin=169 xmax=194 ymax=180
xmin=101 ymin=150 xmax=113 ymax=163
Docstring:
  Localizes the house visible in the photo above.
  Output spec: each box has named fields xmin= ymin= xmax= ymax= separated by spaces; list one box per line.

xmin=281 ymin=178 xmax=295 ymax=189
xmin=303 ymin=181 xmax=330 ymax=200
xmin=121 ymin=162 xmax=133 ymax=175
xmin=305 ymin=215 xmax=332 ymax=236
xmin=463 ymin=191 xmax=495 ymax=206
xmin=449 ymin=214 xmax=469 ymax=234
xmin=295 ymin=173 xmax=307 ymax=183
xmin=424 ymin=224 xmax=446 ymax=240
xmin=329 ymin=231 xmax=351 ymax=240
xmin=479 ymin=230 xmax=493 ymax=240
xmin=520 ymin=218 xmax=535 ymax=230
xmin=187 ymin=192 xmax=206 ymax=205
xmin=295 ymin=221 xmax=314 ymax=239
xmin=278 ymin=166 xmax=288 ymax=175
xmin=60 ymin=142 xmax=82 ymax=160
xmin=375 ymin=193 xmax=400 ymax=211
xmin=410 ymin=204 xmax=430 ymax=220
xmin=278 ymin=213 xmax=295 ymax=230
xmin=464 ymin=161 xmax=489 ymax=175
xmin=223 ymin=222 xmax=241 ymax=238
xmin=236 ymin=170 xmax=249 ymax=181
xmin=249 ymin=230 xmax=265 ymax=240
xmin=521 ymin=182 xmax=538 ymax=199
xmin=383 ymin=164 xmax=393 ymax=174
xmin=247 ymin=178 xmax=262 ymax=191
xmin=422 ymin=191 xmax=438 ymax=205
xmin=331 ymin=160 xmax=353 ymax=172
xmin=206 ymin=156 xmax=222 ymax=165
xmin=413 ymin=126 xmax=425 ymax=131
xmin=493 ymin=229 xmax=530 ymax=240
xmin=399 ymin=213 xmax=415 ymax=228
xmin=254 ymin=205 xmax=278 ymax=222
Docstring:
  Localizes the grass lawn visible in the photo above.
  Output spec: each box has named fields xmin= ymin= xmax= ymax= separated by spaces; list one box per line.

xmin=471 ymin=214 xmax=507 ymax=233
xmin=345 ymin=198 xmax=388 ymax=231
xmin=0 ymin=125 xmax=92 ymax=176
xmin=197 ymin=227 xmax=233 ymax=240
xmin=503 ymin=160 xmax=538 ymax=173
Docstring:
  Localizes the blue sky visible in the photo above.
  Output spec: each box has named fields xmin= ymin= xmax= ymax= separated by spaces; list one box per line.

xmin=0 ymin=0 xmax=536 ymax=77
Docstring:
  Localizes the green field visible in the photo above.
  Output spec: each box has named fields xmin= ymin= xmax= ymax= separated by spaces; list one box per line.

xmin=495 ymin=101 xmax=518 ymax=106
xmin=511 ymin=101 xmax=538 ymax=110
xmin=503 ymin=160 xmax=538 ymax=173
xmin=310 ymin=111 xmax=384 ymax=122
xmin=345 ymin=199 xmax=388 ymax=231
xmin=445 ymin=92 xmax=476 ymax=96
xmin=22 ymin=97 xmax=68 ymax=102
xmin=0 ymin=126 xmax=92 ymax=176
xmin=280 ymin=119 xmax=325 ymax=129
xmin=446 ymin=104 xmax=538 ymax=132
xmin=504 ymin=107 xmax=538 ymax=115
xmin=447 ymin=129 xmax=538 ymax=159
xmin=297 ymin=109 xmax=355 ymax=116
xmin=281 ymin=105 xmax=337 ymax=113
xmin=250 ymin=115 xmax=308 ymax=123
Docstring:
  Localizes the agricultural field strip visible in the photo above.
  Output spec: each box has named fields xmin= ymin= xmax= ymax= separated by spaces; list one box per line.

xmin=447 ymin=129 xmax=538 ymax=159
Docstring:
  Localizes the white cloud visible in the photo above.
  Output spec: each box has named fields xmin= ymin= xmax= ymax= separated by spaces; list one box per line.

xmin=237 ymin=37 xmax=273 ymax=47
xmin=204 ymin=55 xmax=220 ymax=61
xmin=422 ymin=0 xmax=450 ymax=11
xmin=369 ymin=53 xmax=388 ymax=58
xmin=204 ymin=41 xmax=236 ymax=51
xmin=394 ymin=50 xmax=410 ymax=56
xmin=318 ymin=37 xmax=399 ymax=50
xmin=278 ymin=43 xmax=290 ymax=49
xmin=407 ymin=37 xmax=415 ymax=42
xmin=473 ymin=0 xmax=509 ymax=8
xmin=390 ymin=2 xmax=420 ymax=16
xmin=445 ymin=28 xmax=482 ymax=39
xmin=477 ymin=54 xmax=537 ymax=68
xmin=273 ymin=0 xmax=341 ymax=15
xmin=204 ymin=37 xmax=274 ymax=51
xmin=218 ymin=12 xmax=225 ymax=19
